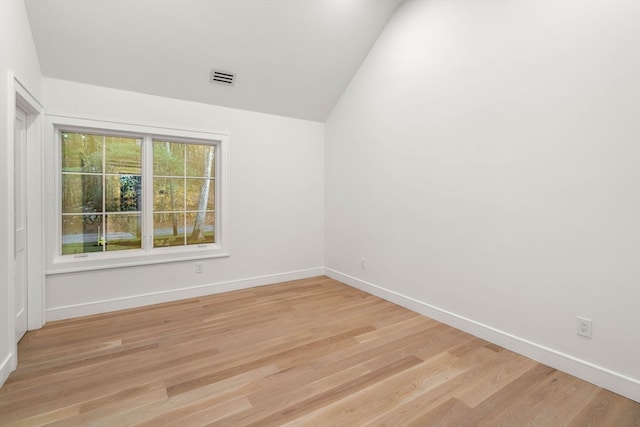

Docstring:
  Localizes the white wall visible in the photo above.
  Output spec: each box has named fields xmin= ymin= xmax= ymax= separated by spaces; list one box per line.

xmin=43 ymin=78 xmax=324 ymax=319
xmin=325 ymin=0 xmax=640 ymax=401
xmin=0 ymin=0 xmax=43 ymax=385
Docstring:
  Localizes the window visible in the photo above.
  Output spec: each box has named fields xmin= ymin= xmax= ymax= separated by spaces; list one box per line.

xmin=46 ymin=117 xmax=229 ymax=273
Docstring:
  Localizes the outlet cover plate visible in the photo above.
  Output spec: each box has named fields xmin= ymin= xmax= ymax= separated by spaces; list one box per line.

xmin=577 ymin=317 xmax=592 ymax=338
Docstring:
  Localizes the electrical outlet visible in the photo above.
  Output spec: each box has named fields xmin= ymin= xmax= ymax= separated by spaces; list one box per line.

xmin=360 ymin=258 xmax=366 ymax=270
xmin=195 ymin=262 xmax=203 ymax=273
xmin=577 ymin=317 xmax=592 ymax=338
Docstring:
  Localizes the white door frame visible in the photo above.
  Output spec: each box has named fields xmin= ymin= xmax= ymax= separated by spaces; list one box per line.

xmin=14 ymin=104 xmax=28 ymax=341
xmin=11 ymin=75 xmax=45 ymax=332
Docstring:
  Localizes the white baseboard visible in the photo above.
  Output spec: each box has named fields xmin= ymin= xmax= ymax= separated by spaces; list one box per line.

xmin=326 ymin=268 xmax=640 ymax=403
xmin=0 ymin=352 xmax=16 ymax=388
xmin=46 ymin=267 xmax=325 ymax=322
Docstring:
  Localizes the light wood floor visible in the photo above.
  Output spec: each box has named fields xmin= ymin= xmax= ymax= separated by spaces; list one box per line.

xmin=1 ymin=276 xmax=638 ymax=426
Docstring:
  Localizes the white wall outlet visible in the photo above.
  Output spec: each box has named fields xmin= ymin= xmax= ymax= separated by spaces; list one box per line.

xmin=195 ymin=262 xmax=203 ymax=273
xmin=577 ymin=317 xmax=592 ymax=338
xmin=360 ymin=258 xmax=366 ymax=270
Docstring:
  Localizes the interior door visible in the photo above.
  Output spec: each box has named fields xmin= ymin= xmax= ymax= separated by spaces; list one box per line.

xmin=14 ymin=106 xmax=28 ymax=341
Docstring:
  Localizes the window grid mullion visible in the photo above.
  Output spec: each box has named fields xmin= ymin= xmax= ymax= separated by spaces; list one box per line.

xmin=184 ymin=148 xmax=187 ymax=246
xmin=103 ymin=135 xmax=107 ymax=252
xmin=144 ymin=135 xmax=154 ymax=251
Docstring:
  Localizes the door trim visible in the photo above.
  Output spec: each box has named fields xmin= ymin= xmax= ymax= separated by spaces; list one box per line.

xmin=14 ymin=105 xmax=27 ymax=341
xmin=12 ymin=75 xmax=45 ymax=332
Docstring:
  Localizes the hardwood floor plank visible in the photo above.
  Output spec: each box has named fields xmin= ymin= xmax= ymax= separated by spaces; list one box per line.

xmin=70 ymin=366 xmax=276 ymax=427
xmin=166 ymin=325 xmax=374 ymax=397
xmin=9 ymin=342 xmax=160 ymax=383
xmin=43 ymin=388 xmax=170 ymax=427
xmin=177 ymin=396 xmax=253 ymax=427
xmin=8 ymin=405 xmax=81 ymax=427
xmin=239 ymin=355 xmax=423 ymax=427
xmin=283 ymin=351 xmax=467 ymax=426
xmin=452 ymin=365 xmax=590 ymax=426
xmin=453 ymin=351 xmax=538 ymax=407
xmin=0 ymin=276 xmax=637 ymax=426
xmin=363 ymin=346 xmax=514 ymax=426
xmin=568 ymin=389 xmax=640 ymax=427
xmin=409 ymin=397 xmax=473 ymax=427
xmin=0 ymin=348 xmax=219 ymax=421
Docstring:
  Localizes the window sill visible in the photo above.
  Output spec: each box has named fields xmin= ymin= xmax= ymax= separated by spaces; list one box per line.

xmin=45 ymin=246 xmax=230 ymax=274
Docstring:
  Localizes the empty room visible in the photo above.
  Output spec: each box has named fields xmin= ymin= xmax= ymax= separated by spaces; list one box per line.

xmin=1 ymin=0 xmax=639 ymax=425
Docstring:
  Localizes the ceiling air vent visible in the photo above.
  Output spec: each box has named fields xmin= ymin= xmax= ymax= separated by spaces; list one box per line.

xmin=210 ymin=69 xmax=236 ymax=86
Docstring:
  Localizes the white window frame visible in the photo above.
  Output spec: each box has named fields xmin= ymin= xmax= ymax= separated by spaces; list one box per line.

xmin=44 ymin=115 xmax=230 ymax=274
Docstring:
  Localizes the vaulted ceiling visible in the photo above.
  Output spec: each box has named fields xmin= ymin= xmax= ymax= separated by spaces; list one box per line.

xmin=25 ymin=0 xmax=404 ymax=122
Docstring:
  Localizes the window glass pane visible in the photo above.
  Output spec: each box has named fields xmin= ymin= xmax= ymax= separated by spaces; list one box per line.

xmin=186 ymin=178 xmax=214 ymax=211
xmin=186 ymin=212 xmax=214 ymax=244
xmin=106 ymin=175 xmax=142 ymax=212
xmin=154 ymin=141 xmax=184 ymax=176
xmin=62 ymin=214 xmax=104 ymax=255
xmin=153 ymin=177 xmax=184 ymax=211
xmin=62 ymin=132 xmax=103 ymax=173
xmin=105 ymin=214 xmax=142 ymax=251
xmin=105 ymin=137 xmax=142 ymax=174
xmin=186 ymin=144 xmax=214 ymax=177
xmin=62 ymin=174 xmax=102 ymax=213
xmin=153 ymin=213 xmax=185 ymax=247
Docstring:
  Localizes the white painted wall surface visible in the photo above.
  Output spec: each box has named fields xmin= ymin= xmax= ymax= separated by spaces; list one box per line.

xmin=43 ymin=78 xmax=324 ymax=320
xmin=0 ymin=0 xmax=43 ymax=385
xmin=325 ymin=0 xmax=640 ymax=400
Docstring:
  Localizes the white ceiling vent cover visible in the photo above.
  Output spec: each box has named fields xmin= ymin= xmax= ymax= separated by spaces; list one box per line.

xmin=210 ymin=69 xmax=236 ymax=86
